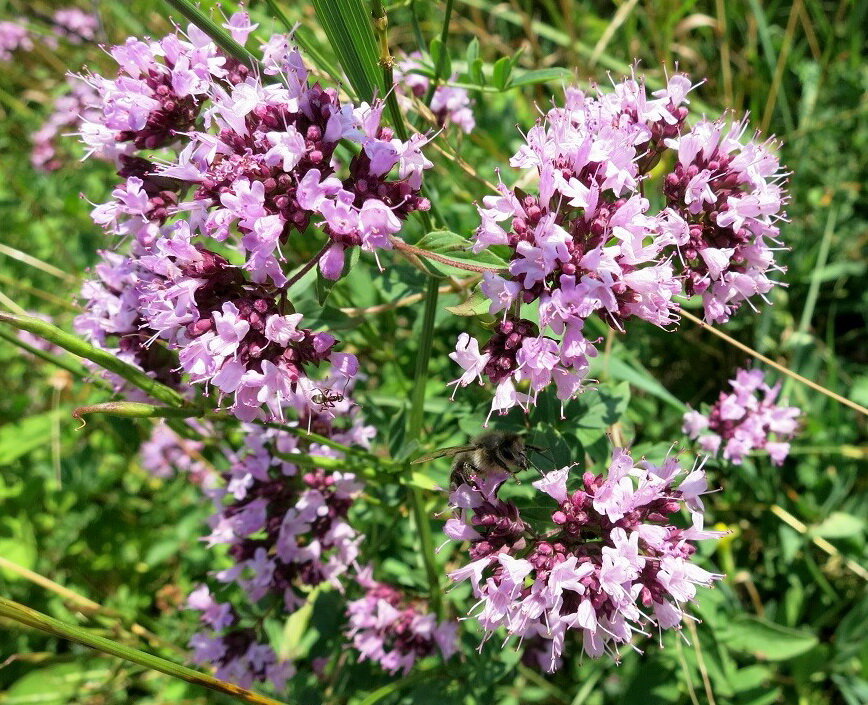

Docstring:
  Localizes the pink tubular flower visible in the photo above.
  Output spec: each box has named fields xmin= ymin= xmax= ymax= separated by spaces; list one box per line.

xmin=453 ymin=71 xmax=789 ymax=417
xmin=683 ymin=367 xmax=801 ymax=465
xmin=445 ymin=446 xmax=725 ymax=671
xmin=346 ymin=568 xmax=458 ymax=674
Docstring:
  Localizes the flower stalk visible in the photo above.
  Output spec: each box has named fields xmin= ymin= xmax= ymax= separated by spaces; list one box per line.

xmin=0 ymin=596 xmax=291 ymax=705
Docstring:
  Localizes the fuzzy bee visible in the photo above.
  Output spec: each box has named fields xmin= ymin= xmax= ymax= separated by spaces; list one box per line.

xmin=411 ymin=431 xmax=539 ymax=487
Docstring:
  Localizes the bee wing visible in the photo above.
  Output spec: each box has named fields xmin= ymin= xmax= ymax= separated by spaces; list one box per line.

xmin=411 ymin=444 xmax=477 ymax=464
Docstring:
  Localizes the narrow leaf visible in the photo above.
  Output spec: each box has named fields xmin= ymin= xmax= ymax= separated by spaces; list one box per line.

xmin=469 ymin=58 xmax=485 ymax=86
xmin=445 ymin=290 xmax=491 ymax=317
xmin=510 ymin=67 xmax=573 ymax=88
xmin=429 ymin=38 xmax=452 ymax=82
xmin=722 ymin=614 xmax=818 ymax=661
xmin=0 ymin=411 xmax=65 ymax=465
xmin=0 ymin=596 xmax=290 ymax=705
xmin=466 ymin=37 xmax=479 ymax=64
xmin=0 ymin=313 xmax=186 ymax=408
xmin=492 ymin=56 xmax=512 ymax=90
xmin=310 ymin=0 xmax=383 ymax=102
xmin=606 ymin=356 xmax=687 ymax=411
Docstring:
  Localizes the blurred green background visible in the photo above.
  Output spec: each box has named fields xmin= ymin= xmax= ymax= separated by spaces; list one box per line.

xmin=0 ymin=1 xmax=865 ymax=703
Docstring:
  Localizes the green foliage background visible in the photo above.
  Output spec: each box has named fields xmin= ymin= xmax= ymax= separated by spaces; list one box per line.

xmin=0 ymin=1 xmax=865 ymax=704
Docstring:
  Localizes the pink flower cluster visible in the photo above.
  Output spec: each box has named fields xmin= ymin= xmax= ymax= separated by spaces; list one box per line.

xmin=189 ymin=401 xmax=372 ymax=688
xmin=188 ymin=584 xmax=293 ymax=690
xmin=394 ymin=54 xmax=475 ymax=133
xmin=51 ymin=8 xmax=99 ymax=44
xmin=74 ymin=19 xmax=432 ymax=420
xmin=346 ymin=567 xmax=458 ymax=674
xmin=445 ymin=447 xmax=724 ymax=671
xmin=0 ymin=20 xmax=32 ymax=61
xmin=451 ymin=73 xmax=788 ymax=418
xmin=139 ymin=420 xmax=214 ymax=485
xmin=683 ymin=367 xmax=800 ymax=465
xmin=32 ymin=77 xmax=101 ymax=171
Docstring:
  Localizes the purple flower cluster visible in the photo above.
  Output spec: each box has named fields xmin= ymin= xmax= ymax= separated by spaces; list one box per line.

xmin=445 ymin=447 xmax=724 ymax=671
xmin=0 ymin=20 xmax=32 ymax=61
xmin=451 ymin=73 xmax=788 ymax=418
xmin=140 ymin=420 xmax=214 ymax=485
xmin=204 ymin=416 xmax=370 ymax=607
xmin=394 ymin=54 xmax=475 ymax=133
xmin=74 ymin=20 xmax=432 ymax=420
xmin=32 ymin=77 xmax=101 ymax=171
xmin=188 ymin=584 xmax=293 ymax=690
xmin=664 ymin=119 xmax=788 ymax=323
xmin=346 ymin=567 xmax=458 ymax=674
xmin=683 ymin=367 xmax=800 ymax=465
xmin=51 ymin=8 xmax=99 ymax=44
xmin=188 ymin=399 xmax=373 ymax=688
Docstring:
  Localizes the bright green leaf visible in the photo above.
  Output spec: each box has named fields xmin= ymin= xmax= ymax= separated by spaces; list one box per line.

xmin=722 ymin=615 xmax=819 ymax=661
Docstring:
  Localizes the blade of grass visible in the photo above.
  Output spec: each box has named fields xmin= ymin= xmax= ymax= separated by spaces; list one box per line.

xmin=310 ymin=0 xmax=383 ymax=102
xmin=0 ymin=597 xmax=292 ymax=705
xmin=745 ymin=0 xmax=794 ymax=132
xmin=456 ymin=0 xmax=718 ymax=114
xmin=0 ymin=326 xmax=99 ymax=383
xmin=0 ymin=555 xmax=179 ymax=654
xmin=679 ymin=308 xmax=867 ymax=417
xmin=0 ymin=313 xmax=186 ymax=408
xmin=588 ymin=0 xmax=640 ymax=67
xmin=263 ymin=0 xmax=345 ymax=82
xmin=0 ymin=243 xmax=76 ymax=283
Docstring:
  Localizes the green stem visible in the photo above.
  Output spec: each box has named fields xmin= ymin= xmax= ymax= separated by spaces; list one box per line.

xmin=0 ymin=313 xmax=186 ymax=408
xmin=0 ymin=326 xmax=96 ymax=382
xmin=423 ymin=0 xmax=456 ymax=105
xmin=0 ymin=597 xmax=291 ymax=705
xmin=370 ymin=0 xmax=409 ymax=144
xmin=263 ymin=0 xmax=294 ymax=32
xmin=405 ymin=277 xmax=443 ymax=617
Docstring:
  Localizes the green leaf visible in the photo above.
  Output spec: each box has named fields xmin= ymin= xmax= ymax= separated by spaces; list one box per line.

xmin=574 ymin=382 xmax=631 ymax=431
xmin=510 ymin=67 xmax=573 ymax=88
xmin=810 ymin=512 xmax=865 ymax=539
xmin=5 ymin=662 xmax=112 ymax=705
xmin=0 ymin=596 xmax=291 ymax=705
xmin=605 ymin=356 xmax=687 ymax=411
xmin=0 ymin=516 xmax=37 ymax=578
xmin=429 ymin=38 xmax=452 ymax=83
xmin=414 ymin=230 xmax=473 ymax=253
xmin=412 ymin=230 xmax=507 ymax=277
xmin=469 ymin=58 xmax=485 ymax=86
xmin=315 ymin=247 xmax=360 ymax=305
xmin=310 ymin=0 xmax=383 ymax=102
xmin=492 ymin=56 xmax=512 ymax=90
xmin=721 ymin=615 xmax=819 ymax=661
xmin=466 ymin=37 xmax=480 ymax=65
xmin=445 ymin=290 xmax=491 ymax=317
xmin=0 ymin=313 xmax=186 ymax=408
xmin=0 ymin=409 xmax=64 ymax=465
